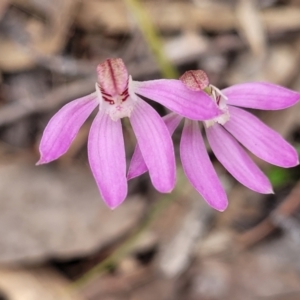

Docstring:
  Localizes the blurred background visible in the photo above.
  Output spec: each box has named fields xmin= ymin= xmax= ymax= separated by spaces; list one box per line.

xmin=1 ymin=0 xmax=300 ymax=299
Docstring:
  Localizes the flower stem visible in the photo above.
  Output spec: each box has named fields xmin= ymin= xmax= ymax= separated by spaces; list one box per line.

xmin=72 ymin=172 xmax=188 ymax=289
xmin=124 ymin=0 xmax=179 ymax=79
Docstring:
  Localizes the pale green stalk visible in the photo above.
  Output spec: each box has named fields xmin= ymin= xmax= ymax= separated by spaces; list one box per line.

xmin=72 ymin=171 xmax=189 ymax=289
xmin=124 ymin=0 xmax=179 ymax=79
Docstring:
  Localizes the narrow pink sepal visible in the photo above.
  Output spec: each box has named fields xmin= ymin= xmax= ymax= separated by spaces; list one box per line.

xmin=224 ymin=106 xmax=299 ymax=168
xmin=134 ymin=79 xmax=221 ymax=120
xmin=223 ymin=82 xmax=300 ymax=110
xmin=127 ymin=112 xmax=182 ymax=180
xmin=180 ymin=120 xmax=228 ymax=211
xmin=37 ymin=93 xmax=98 ymax=165
xmin=206 ymin=124 xmax=273 ymax=194
xmin=88 ymin=112 xmax=127 ymax=209
xmin=127 ymin=146 xmax=147 ymax=181
xmin=129 ymin=100 xmax=176 ymax=193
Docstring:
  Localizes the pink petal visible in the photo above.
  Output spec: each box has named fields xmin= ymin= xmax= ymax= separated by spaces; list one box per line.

xmin=129 ymin=100 xmax=176 ymax=192
xmin=180 ymin=120 xmax=228 ymax=211
xmin=37 ymin=93 xmax=98 ymax=164
xmin=88 ymin=112 xmax=127 ymax=209
xmin=206 ymin=124 xmax=273 ymax=194
xmin=224 ymin=106 xmax=299 ymax=167
xmin=127 ymin=112 xmax=182 ymax=180
xmin=223 ymin=82 xmax=300 ymax=110
xmin=133 ymin=79 xmax=221 ymax=120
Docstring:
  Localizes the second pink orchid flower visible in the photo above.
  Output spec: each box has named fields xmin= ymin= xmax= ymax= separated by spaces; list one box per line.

xmin=129 ymin=70 xmax=300 ymax=211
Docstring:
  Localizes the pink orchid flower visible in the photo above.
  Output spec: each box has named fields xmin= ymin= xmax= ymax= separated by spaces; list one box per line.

xmin=128 ymin=70 xmax=300 ymax=211
xmin=37 ymin=59 xmax=220 ymax=209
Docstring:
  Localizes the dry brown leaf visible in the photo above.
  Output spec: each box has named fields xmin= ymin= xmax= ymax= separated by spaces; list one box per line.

xmin=0 ymin=0 xmax=79 ymax=72
xmin=0 ymin=267 xmax=84 ymax=300
xmin=0 ymin=0 xmax=10 ymax=20
xmin=0 ymin=163 xmax=147 ymax=264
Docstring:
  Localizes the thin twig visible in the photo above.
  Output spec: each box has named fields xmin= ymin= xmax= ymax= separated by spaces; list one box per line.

xmin=0 ymin=77 xmax=95 ymax=126
xmin=237 ymin=180 xmax=300 ymax=249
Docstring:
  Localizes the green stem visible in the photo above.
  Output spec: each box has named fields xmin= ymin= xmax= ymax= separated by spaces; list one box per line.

xmin=72 ymin=172 xmax=188 ymax=289
xmin=124 ymin=0 xmax=179 ymax=79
